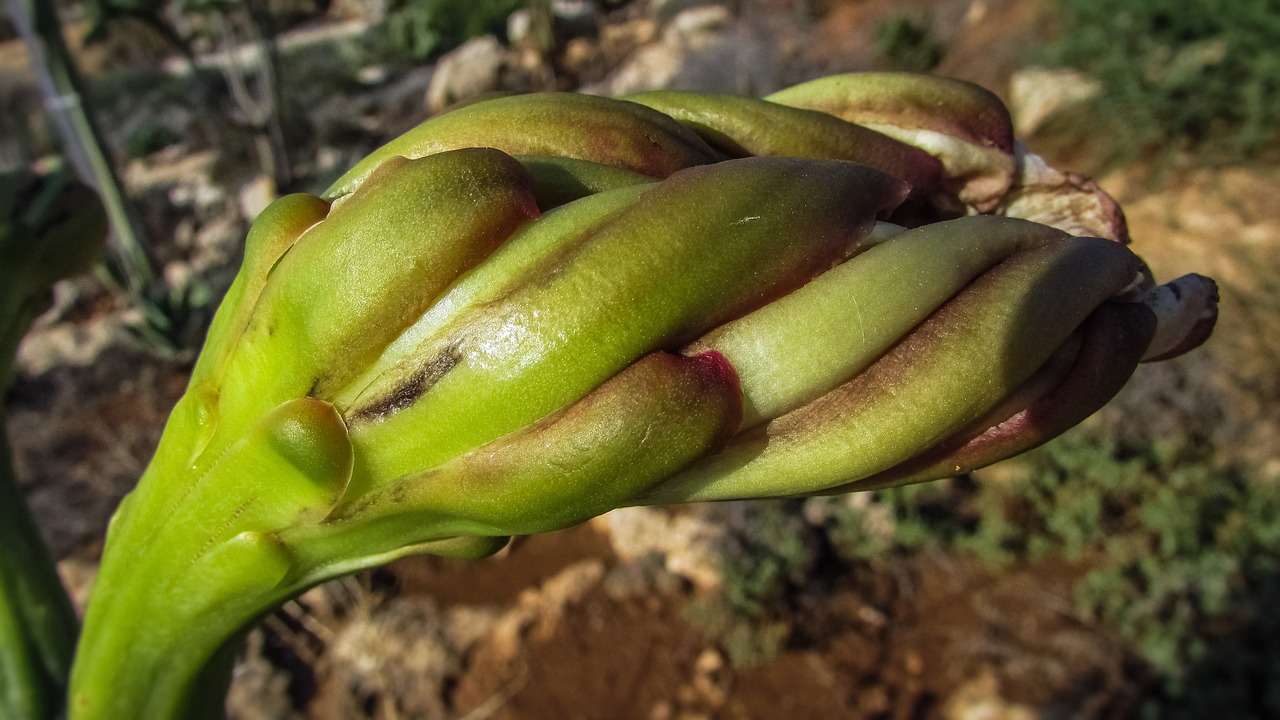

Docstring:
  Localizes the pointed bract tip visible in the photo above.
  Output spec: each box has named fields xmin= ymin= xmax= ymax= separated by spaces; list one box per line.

xmin=1139 ymin=274 xmax=1219 ymax=362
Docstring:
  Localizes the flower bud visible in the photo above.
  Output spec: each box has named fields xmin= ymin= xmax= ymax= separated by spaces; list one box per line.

xmin=642 ymin=216 xmax=1192 ymax=503
xmin=326 ymin=93 xmax=723 ymax=198
xmin=69 ymin=75 xmax=1218 ymax=720
xmin=624 ymin=90 xmax=944 ymax=196
xmin=767 ymin=72 xmax=1016 ymax=209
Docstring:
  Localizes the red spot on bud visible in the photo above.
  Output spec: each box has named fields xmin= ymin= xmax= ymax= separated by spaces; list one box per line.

xmin=686 ymin=350 xmax=740 ymax=390
xmin=684 ymin=350 xmax=744 ymax=444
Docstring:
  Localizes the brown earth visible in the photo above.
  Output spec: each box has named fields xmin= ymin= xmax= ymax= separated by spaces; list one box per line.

xmin=263 ymin=532 xmax=1136 ymax=720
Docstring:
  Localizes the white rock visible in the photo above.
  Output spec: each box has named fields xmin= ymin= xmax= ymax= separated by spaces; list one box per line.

xmin=595 ymin=507 xmax=729 ymax=590
xmin=16 ymin=313 xmax=124 ymax=374
xmin=582 ymin=8 xmax=776 ymax=96
xmin=426 ymin=35 xmax=507 ymax=113
xmin=507 ymin=9 xmax=534 ymax=48
xmin=668 ymin=4 xmax=731 ymax=36
xmin=1008 ymin=67 xmax=1101 ymax=137
xmin=356 ymin=64 xmax=390 ymax=85
xmin=236 ymin=174 xmax=276 ymax=223
xmin=941 ymin=670 xmax=1036 ymax=720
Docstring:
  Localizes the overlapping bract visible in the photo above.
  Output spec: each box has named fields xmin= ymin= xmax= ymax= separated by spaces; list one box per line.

xmin=70 ymin=73 xmax=1218 ymax=719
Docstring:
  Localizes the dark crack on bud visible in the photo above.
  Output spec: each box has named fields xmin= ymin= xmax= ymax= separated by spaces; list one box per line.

xmin=349 ymin=345 xmax=462 ymax=422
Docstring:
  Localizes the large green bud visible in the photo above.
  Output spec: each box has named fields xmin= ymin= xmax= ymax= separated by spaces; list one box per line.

xmin=69 ymin=75 xmax=1217 ymax=719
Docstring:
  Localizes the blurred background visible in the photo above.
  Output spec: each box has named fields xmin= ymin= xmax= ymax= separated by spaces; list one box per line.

xmin=3 ymin=0 xmax=1279 ymax=717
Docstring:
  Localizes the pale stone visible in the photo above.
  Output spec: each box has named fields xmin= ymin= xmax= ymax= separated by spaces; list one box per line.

xmin=596 ymin=507 xmax=729 ymax=590
xmin=941 ymin=670 xmax=1036 ymax=720
xmin=582 ymin=8 xmax=775 ymax=96
xmin=1008 ymin=67 xmax=1101 ymax=137
xmin=426 ymin=35 xmax=507 ymax=113
xmin=236 ymin=174 xmax=276 ymax=223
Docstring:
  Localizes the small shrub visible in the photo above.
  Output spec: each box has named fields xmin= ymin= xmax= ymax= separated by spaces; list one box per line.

xmin=124 ymin=121 xmax=182 ymax=160
xmin=686 ymin=501 xmax=817 ymax=666
xmin=828 ymin=480 xmax=966 ymax=562
xmin=381 ymin=0 xmax=520 ymax=62
xmin=825 ymin=427 xmax=1280 ymax=711
xmin=873 ymin=16 xmax=944 ymax=73
xmin=1043 ymin=0 xmax=1280 ymax=160
xmin=125 ymin=276 xmax=215 ymax=359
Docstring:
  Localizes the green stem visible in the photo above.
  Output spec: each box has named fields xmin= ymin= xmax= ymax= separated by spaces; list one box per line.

xmin=9 ymin=0 xmax=155 ymax=295
xmin=67 ymin=426 xmax=501 ymax=720
xmin=66 ymin=430 xmax=268 ymax=720
xmin=0 ymin=426 xmax=79 ymax=720
xmin=67 ymin=396 xmax=347 ymax=720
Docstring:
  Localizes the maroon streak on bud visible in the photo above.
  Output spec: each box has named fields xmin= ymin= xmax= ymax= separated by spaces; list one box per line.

xmin=332 ymin=184 xmax=657 ymax=413
xmin=344 ymin=158 xmax=908 ymax=485
xmin=296 ymin=351 xmax=741 ymax=555
xmin=217 ymin=150 xmax=540 ymax=434
xmin=624 ymin=91 xmax=944 ymax=195
xmin=766 ymin=72 xmax=1015 ymax=153
xmin=688 ymin=216 xmax=1074 ymax=428
xmin=767 ymin=73 xmax=1016 ymax=210
xmin=641 ymin=233 xmax=1144 ymax=503
xmin=834 ymin=302 xmax=1156 ymax=490
xmin=325 ymin=94 xmax=723 ymax=198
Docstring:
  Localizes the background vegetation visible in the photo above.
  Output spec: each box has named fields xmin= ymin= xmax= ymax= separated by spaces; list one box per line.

xmin=1042 ymin=0 xmax=1280 ymax=162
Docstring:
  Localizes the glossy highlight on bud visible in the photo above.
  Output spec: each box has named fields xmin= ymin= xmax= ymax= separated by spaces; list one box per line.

xmin=68 ymin=73 xmax=1219 ymax=720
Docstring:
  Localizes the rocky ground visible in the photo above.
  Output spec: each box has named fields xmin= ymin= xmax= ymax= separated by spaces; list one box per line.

xmin=4 ymin=0 xmax=1279 ymax=717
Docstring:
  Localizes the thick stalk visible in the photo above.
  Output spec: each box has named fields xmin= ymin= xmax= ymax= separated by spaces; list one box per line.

xmin=0 ymin=426 xmax=79 ymax=720
xmin=67 ymin=395 xmax=355 ymax=720
xmin=67 ymin=451 xmax=278 ymax=719
xmin=67 ymin=453 xmax=456 ymax=720
xmin=68 ymin=329 xmax=739 ymax=717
